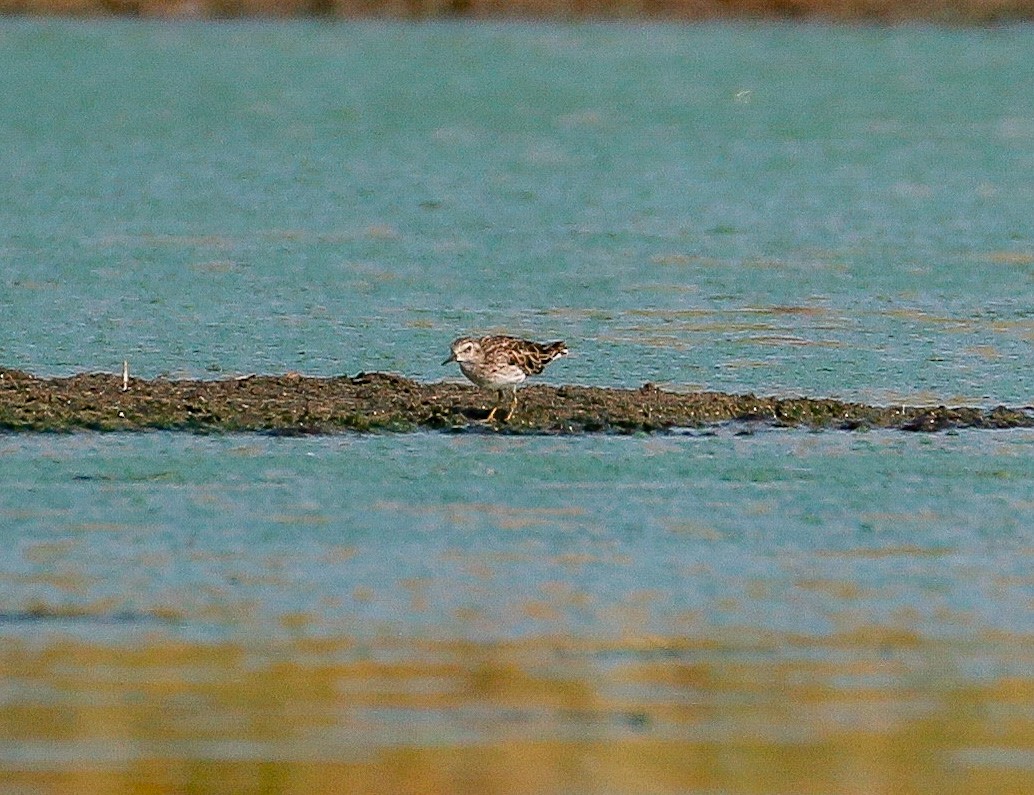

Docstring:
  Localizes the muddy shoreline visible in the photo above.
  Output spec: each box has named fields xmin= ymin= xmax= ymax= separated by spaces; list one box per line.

xmin=2 ymin=0 xmax=1032 ymax=24
xmin=2 ymin=368 xmax=1031 ymax=434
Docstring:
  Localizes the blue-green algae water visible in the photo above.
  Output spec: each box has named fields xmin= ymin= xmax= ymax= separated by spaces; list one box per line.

xmin=1 ymin=19 xmax=1034 ymax=792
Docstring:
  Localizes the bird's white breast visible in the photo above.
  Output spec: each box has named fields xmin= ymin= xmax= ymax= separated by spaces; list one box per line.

xmin=459 ymin=361 xmax=526 ymax=388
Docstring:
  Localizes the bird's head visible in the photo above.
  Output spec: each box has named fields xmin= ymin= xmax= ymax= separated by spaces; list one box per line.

xmin=443 ymin=337 xmax=481 ymax=365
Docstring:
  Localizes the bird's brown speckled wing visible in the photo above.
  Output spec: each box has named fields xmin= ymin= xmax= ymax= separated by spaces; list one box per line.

xmin=482 ymin=336 xmax=568 ymax=376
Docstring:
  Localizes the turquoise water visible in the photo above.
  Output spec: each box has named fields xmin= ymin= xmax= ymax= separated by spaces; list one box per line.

xmin=1 ymin=21 xmax=1034 ymax=787
xmin=1 ymin=21 xmax=1033 ymax=403
xmin=3 ymin=430 xmax=1034 ymax=647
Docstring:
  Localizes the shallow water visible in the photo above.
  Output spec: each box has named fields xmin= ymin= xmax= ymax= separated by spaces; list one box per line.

xmin=3 ymin=430 xmax=1034 ymax=642
xmin=2 ymin=430 xmax=1034 ymax=792
xmin=1 ymin=18 xmax=1034 ymax=795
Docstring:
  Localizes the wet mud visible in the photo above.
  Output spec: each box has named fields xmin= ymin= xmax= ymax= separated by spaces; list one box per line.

xmin=2 ymin=0 xmax=1031 ymax=24
xmin=2 ymin=368 xmax=1032 ymax=434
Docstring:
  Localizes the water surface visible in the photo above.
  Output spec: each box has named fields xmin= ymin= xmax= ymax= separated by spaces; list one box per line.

xmin=2 ymin=21 xmax=1033 ymax=402
xmin=2 ymin=430 xmax=1034 ymax=792
xmin=2 ymin=19 xmax=1034 ymax=795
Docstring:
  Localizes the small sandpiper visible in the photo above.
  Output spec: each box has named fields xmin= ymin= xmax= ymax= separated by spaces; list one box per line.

xmin=443 ymin=334 xmax=568 ymax=422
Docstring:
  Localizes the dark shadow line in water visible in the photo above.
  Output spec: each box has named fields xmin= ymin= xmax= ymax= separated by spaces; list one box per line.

xmin=0 ymin=610 xmax=182 ymax=626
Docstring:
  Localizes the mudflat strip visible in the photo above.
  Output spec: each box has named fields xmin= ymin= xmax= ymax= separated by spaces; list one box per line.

xmin=1 ymin=369 xmax=1031 ymax=434
xmin=1 ymin=0 xmax=1029 ymax=23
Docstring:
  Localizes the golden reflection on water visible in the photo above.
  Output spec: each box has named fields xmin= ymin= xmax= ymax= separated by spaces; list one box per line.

xmin=1 ymin=633 xmax=1032 ymax=795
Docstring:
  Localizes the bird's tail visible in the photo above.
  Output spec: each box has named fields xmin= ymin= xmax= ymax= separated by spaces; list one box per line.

xmin=544 ymin=341 xmax=569 ymax=360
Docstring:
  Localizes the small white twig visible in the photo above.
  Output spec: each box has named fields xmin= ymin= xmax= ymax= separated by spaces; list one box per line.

xmin=122 ymin=360 xmax=129 ymax=392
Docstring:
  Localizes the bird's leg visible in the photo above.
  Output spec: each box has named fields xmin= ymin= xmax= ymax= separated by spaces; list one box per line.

xmin=502 ymin=386 xmax=518 ymax=422
xmin=486 ymin=390 xmax=501 ymax=422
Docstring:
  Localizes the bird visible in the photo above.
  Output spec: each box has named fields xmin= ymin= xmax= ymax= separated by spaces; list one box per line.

xmin=443 ymin=335 xmax=568 ymax=422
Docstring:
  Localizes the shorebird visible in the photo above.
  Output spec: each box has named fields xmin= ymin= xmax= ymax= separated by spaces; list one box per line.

xmin=443 ymin=334 xmax=568 ymax=422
